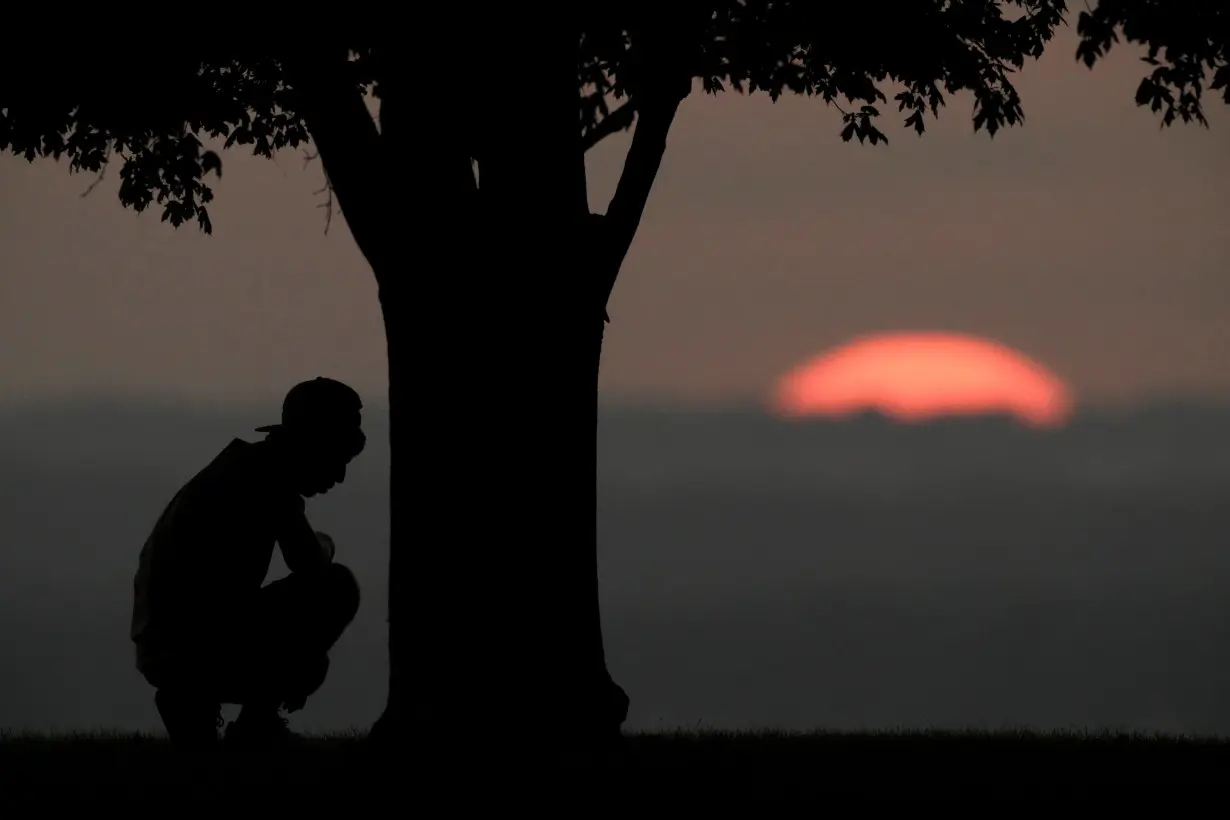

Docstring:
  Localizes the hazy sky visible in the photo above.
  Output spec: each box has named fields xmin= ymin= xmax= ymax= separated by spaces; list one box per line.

xmin=2 ymin=28 xmax=1227 ymax=410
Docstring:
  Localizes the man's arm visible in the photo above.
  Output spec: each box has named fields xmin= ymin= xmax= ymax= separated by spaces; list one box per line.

xmin=277 ymin=497 xmax=332 ymax=576
xmin=314 ymin=531 xmax=336 ymax=562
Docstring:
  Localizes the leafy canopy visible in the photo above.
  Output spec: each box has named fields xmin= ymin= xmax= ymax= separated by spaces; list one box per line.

xmin=1 ymin=2 xmax=1224 ymax=235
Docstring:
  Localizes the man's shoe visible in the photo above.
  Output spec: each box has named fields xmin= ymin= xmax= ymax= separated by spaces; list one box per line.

xmin=154 ymin=688 xmax=223 ymax=755
xmin=224 ymin=708 xmax=301 ymax=750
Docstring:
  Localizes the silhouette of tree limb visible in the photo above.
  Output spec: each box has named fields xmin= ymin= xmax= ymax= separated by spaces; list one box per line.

xmin=599 ymin=89 xmax=685 ymax=309
xmin=302 ymin=150 xmax=336 ymax=234
xmin=581 ymin=98 xmax=638 ymax=152
xmin=80 ymin=143 xmax=113 ymax=198
xmin=283 ymin=50 xmax=390 ymax=267
xmin=594 ymin=12 xmax=708 ymax=310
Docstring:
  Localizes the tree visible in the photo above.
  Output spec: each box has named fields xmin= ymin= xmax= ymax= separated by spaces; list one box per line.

xmin=1075 ymin=0 xmax=1228 ymax=126
xmin=2 ymin=2 xmax=1223 ymax=761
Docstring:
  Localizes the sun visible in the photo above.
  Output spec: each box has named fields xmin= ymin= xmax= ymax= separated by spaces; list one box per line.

xmin=769 ymin=331 xmax=1074 ymax=428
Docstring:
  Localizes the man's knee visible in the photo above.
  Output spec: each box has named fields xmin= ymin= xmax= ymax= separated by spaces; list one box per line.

xmin=325 ymin=563 xmax=360 ymax=624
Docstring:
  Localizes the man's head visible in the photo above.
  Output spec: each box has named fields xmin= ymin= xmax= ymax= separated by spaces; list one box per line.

xmin=257 ymin=377 xmax=366 ymax=497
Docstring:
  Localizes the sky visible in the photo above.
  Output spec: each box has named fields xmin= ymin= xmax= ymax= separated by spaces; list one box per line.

xmin=1 ymin=26 xmax=1227 ymax=411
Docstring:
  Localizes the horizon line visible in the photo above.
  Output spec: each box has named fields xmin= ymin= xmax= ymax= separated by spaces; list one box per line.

xmin=3 ymin=390 xmax=1230 ymax=419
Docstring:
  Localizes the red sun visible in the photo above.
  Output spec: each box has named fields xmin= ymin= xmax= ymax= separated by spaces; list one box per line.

xmin=770 ymin=331 xmax=1074 ymax=428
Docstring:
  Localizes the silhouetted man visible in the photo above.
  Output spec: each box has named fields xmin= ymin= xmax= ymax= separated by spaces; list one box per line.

xmin=131 ymin=377 xmax=365 ymax=752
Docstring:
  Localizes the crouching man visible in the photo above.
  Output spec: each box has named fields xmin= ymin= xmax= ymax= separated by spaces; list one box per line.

xmin=130 ymin=378 xmax=365 ymax=752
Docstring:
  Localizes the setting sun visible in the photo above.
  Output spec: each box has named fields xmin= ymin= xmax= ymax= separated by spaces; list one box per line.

xmin=770 ymin=331 xmax=1074 ymax=428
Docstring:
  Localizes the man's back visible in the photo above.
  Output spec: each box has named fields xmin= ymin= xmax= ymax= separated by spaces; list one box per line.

xmin=131 ymin=438 xmax=301 ymax=675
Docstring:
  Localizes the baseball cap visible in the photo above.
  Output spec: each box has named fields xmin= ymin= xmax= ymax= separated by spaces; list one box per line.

xmin=256 ymin=377 xmax=365 ymax=455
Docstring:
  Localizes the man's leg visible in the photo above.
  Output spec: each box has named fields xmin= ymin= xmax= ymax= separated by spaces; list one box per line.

xmin=225 ymin=564 xmax=361 ymax=742
xmin=140 ymin=649 xmax=226 ymax=756
xmin=153 ymin=689 xmax=223 ymax=753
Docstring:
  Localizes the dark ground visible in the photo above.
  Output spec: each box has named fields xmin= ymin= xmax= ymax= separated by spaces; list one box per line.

xmin=3 ymin=730 xmax=1228 ymax=798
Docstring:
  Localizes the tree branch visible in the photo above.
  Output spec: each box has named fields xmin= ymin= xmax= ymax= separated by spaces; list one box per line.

xmin=302 ymin=150 xmax=336 ymax=234
xmin=597 ymin=93 xmax=684 ymax=309
xmin=283 ymin=50 xmax=392 ymax=270
xmin=581 ymin=98 xmax=638 ymax=153
xmin=80 ymin=143 xmax=114 ymax=198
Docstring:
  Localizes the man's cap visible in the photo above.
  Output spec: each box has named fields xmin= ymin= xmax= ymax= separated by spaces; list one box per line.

xmin=256 ymin=378 xmax=364 ymax=448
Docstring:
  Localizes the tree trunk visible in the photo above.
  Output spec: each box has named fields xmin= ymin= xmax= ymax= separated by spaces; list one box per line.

xmin=368 ymin=24 xmax=620 ymax=763
xmin=370 ymin=275 xmax=610 ymax=753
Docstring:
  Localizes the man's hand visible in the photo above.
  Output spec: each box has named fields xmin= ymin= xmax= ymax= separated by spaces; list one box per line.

xmin=314 ymin=531 xmax=336 ymax=563
xmin=276 ymin=501 xmax=335 ymax=575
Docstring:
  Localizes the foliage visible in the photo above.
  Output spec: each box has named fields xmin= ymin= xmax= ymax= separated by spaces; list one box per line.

xmin=1075 ymin=0 xmax=1229 ymax=126
xmin=1 ymin=4 xmax=1224 ymax=236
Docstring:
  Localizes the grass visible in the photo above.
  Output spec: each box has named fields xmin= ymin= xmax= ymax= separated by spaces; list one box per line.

xmin=3 ymin=728 xmax=1229 ymax=797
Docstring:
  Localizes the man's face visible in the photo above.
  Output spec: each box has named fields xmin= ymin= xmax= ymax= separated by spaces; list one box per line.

xmin=297 ymin=452 xmax=351 ymax=498
xmin=288 ymin=430 xmax=363 ymax=498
